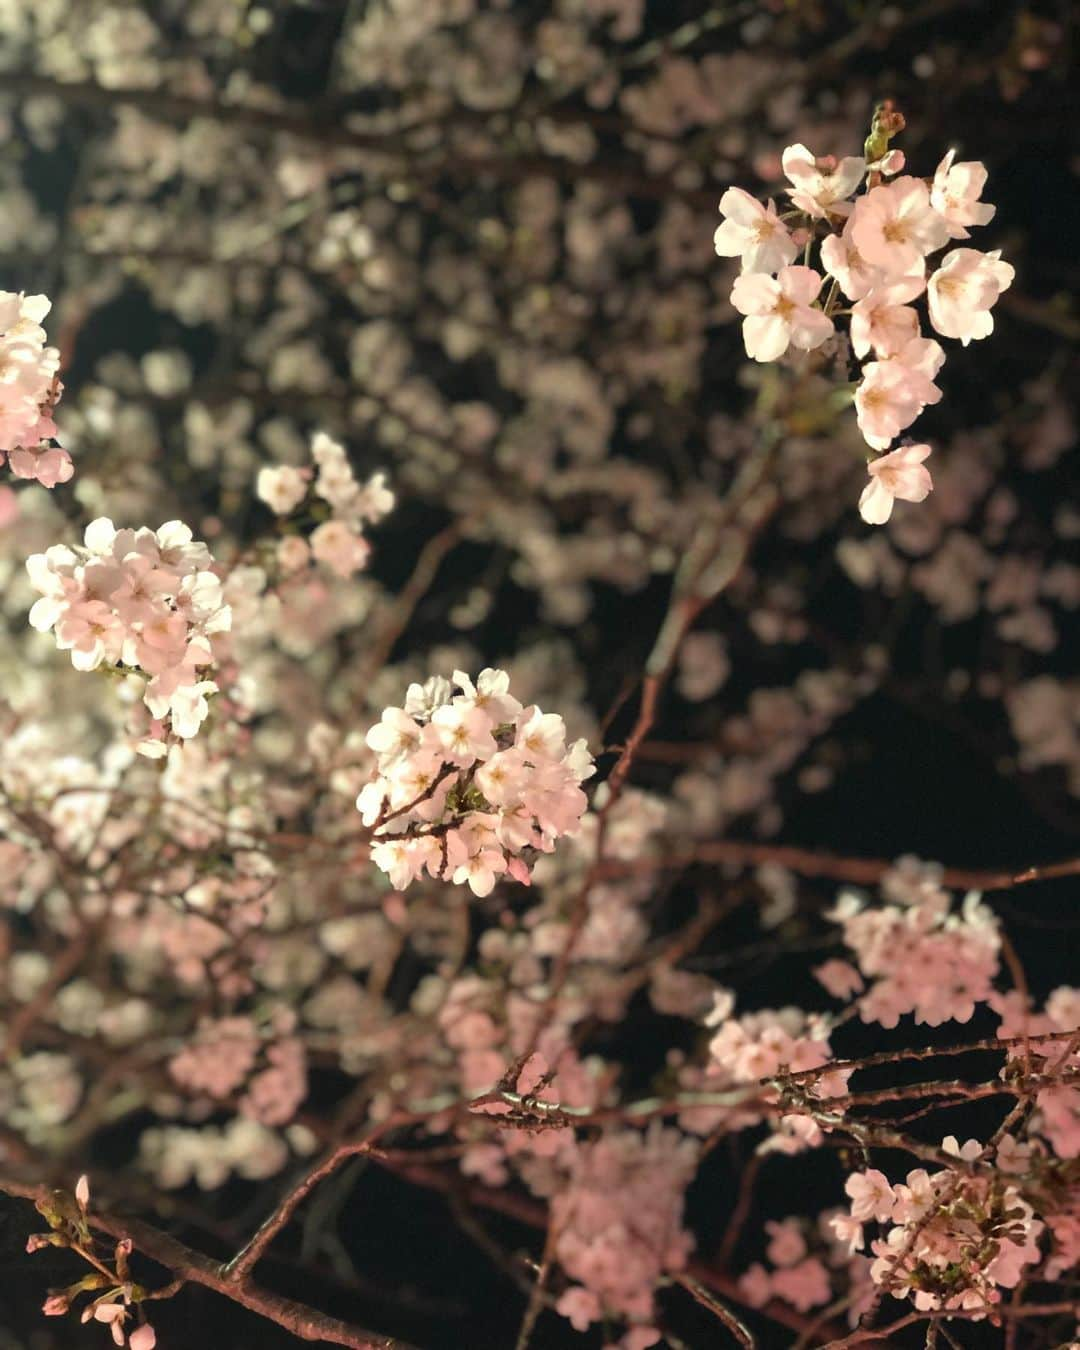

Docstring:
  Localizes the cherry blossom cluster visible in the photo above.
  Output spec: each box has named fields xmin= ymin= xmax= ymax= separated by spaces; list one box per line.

xmin=551 ymin=1125 xmax=698 ymax=1350
xmin=26 ymin=518 xmax=232 ymax=754
xmin=739 ymin=1214 xmax=863 ymax=1317
xmin=255 ymin=431 xmax=394 ymax=579
xmin=692 ymin=992 xmax=849 ymax=1153
xmin=817 ymin=861 xmax=1001 ymax=1027
xmin=167 ymin=1014 xmax=307 ymax=1127
xmin=358 ymin=669 xmax=595 ymax=895
xmin=715 ymin=113 xmax=1013 ymax=524
xmin=994 ymin=986 xmax=1080 ymax=1158
xmin=838 ymin=1140 xmax=1043 ymax=1312
xmin=0 ymin=291 xmax=71 ymax=488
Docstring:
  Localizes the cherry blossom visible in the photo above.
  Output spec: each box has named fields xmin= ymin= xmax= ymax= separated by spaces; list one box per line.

xmin=820 ymin=216 xmax=888 ymax=301
xmin=0 ymin=291 xmax=71 ymax=487
xmin=849 ymin=275 xmax=925 ymax=359
xmin=26 ymin=519 xmax=231 ymax=753
xmin=550 ymin=1125 xmax=698 ymax=1339
xmin=359 ymin=669 xmax=595 ymax=895
xmin=713 ymin=187 xmax=798 ymax=274
xmin=255 ymin=431 xmax=392 ymax=579
xmin=854 ymin=344 xmax=944 ymax=451
xmin=781 ymin=142 xmax=865 ymax=218
xmin=849 ymin=177 xmax=949 ymax=276
xmin=826 ymin=866 xmax=1000 ymax=1027
xmin=842 ymin=1150 xmax=1044 ymax=1313
xmin=844 ymin=1169 xmax=896 ymax=1222
xmin=0 ymin=25 xmax=1067 ymax=1350
xmin=931 ymin=149 xmax=996 ymax=238
xmin=858 ymin=442 xmax=934 ymax=525
xmin=256 ymin=465 xmax=309 ymax=515
xmin=927 ymin=247 xmax=1015 ymax=344
xmin=729 ymin=266 xmax=833 ymax=362
xmin=715 ymin=130 xmax=1007 ymax=522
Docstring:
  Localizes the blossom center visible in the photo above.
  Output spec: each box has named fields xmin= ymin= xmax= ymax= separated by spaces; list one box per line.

xmin=935 ymin=275 xmax=964 ymax=299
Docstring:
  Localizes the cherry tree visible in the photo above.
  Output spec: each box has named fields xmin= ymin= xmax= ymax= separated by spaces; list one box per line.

xmin=0 ymin=3 xmax=1077 ymax=1349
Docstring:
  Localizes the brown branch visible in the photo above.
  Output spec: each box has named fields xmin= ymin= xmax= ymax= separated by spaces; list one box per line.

xmin=596 ymin=840 xmax=1080 ymax=893
xmin=222 ymin=1117 xmax=404 ymax=1284
xmin=822 ymin=1303 xmax=1080 ymax=1349
xmin=674 ymin=1273 xmax=755 ymax=1347
xmin=780 ymin=1028 xmax=1080 ymax=1085
xmin=0 ymin=1174 xmax=418 ymax=1350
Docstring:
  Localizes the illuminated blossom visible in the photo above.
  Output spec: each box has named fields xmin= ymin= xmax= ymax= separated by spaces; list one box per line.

xmin=713 ymin=188 xmax=797 ymax=274
xmin=781 ymin=142 xmax=865 ymax=218
xmin=850 ymin=275 xmax=925 ymax=359
xmin=927 ymin=248 xmax=1015 ymax=344
xmin=0 ymin=291 xmax=70 ymax=486
xmin=26 ymin=519 xmax=231 ymax=752
xmin=729 ymin=266 xmax=833 ymax=362
xmin=931 ymin=149 xmax=996 ymax=238
xmin=359 ymin=670 xmax=595 ymax=895
xmin=850 ymin=177 xmax=949 ymax=276
xmin=858 ymin=443 xmax=934 ymax=525
xmin=855 ymin=337 xmax=944 ymax=450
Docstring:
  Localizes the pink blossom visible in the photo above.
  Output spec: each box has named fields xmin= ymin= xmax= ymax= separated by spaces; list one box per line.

xmin=858 ymin=443 xmax=934 ymax=525
xmin=845 ymin=1170 xmax=896 ymax=1223
xmin=430 ymin=702 xmax=498 ymax=766
xmin=0 ymin=291 xmax=68 ymax=485
xmin=555 ymin=1286 xmax=601 ymax=1332
xmin=310 ymin=519 xmax=371 ymax=578
xmin=256 ymin=465 xmax=309 ymax=515
xmin=739 ymin=1262 xmax=772 ymax=1307
xmin=820 ymin=216 xmax=890 ymax=301
xmin=927 ymin=247 xmax=1014 ymax=345
xmin=931 ymin=149 xmax=996 ymax=239
xmin=26 ymin=518 xmax=230 ymax=749
xmin=829 ymin=1212 xmax=864 ymax=1253
xmin=361 ymin=671 xmax=594 ymax=894
xmin=781 ymin=143 xmax=865 ymax=218
xmin=765 ymin=1218 xmax=807 ymax=1267
xmin=850 ymin=275 xmax=925 ymax=358
xmin=850 ymin=177 xmax=950 ymax=276
xmin=855 ymin=338 xmax=944 ymax=450
xmin=729 ymin=266 xmax=833 ymax=362
xmin=770 ymin=1257 xmax=831 ymax=1311
xmin=814 ymin=959 xmax=865 ymax=999
xmin=713 ymin=188 xmax=797 ymax=274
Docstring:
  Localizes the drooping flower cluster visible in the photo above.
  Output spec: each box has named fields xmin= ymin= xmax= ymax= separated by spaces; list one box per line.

xmin=715 ymin=110 xmax=1013 ymax=524
xmin=819 ymin=860 xmax=1001 ymax=1027
xmin=838 ymin=1140 xmax=1043 ymax=1313
xmin=26 ymin=519 xmax=232 ymax=753
xmin=255 ymin=431 xmax=394 ymax=579
xmin=0 ymin=291 xmax=71 ymax=487
xmin=358 ymin=669 xmax=595 ymax=895
xmin=551 ymin=1125 xmax=698 ymax=1350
